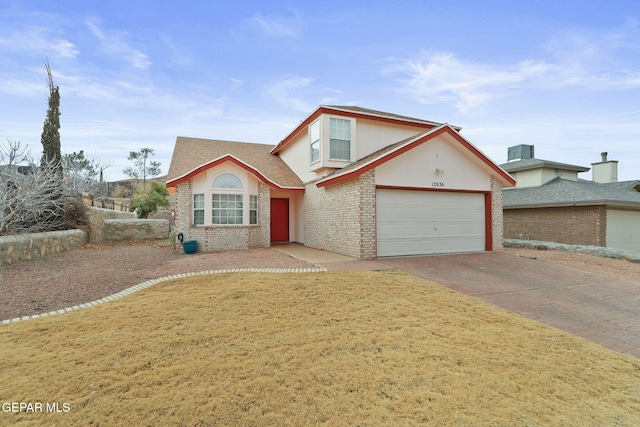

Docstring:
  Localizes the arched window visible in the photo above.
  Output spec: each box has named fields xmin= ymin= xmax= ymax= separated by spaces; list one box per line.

xmin=213 ymin=173 xmax=243 ymax=189
xmin=211 ymin=173 xmax=243 ymax=225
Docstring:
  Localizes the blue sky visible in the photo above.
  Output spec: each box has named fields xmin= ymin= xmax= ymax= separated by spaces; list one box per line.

xmin=1 ymin=0 xmax=639 ymax=181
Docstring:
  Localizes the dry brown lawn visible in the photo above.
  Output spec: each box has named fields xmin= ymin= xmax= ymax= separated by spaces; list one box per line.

xmin=1 ymin=270 xmax=640 ymax=426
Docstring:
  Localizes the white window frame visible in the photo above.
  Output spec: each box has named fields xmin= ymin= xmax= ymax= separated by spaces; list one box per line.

xmin=249 ymin=195 xmax=258 ymax=225
xmin=213 ymin=173 xmax=243 ymax=189
xmin=212 ymin=193 xmax=243 ymax=225
xmin=309 ymin=119 xmax=320 ymax=164
xmin=211 ymin=173 xmax=244 ymax=225
xmin=329 ymin=117 xmax=351 ymax=161
xmin=193 ymin=194 xmax=205 ymax=225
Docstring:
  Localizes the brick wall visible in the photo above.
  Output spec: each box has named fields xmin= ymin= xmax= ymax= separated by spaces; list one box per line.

xmin=358 ymin=170 xmax=377 ymax=259
xmin=174 ymin=180 xmax=192 ymax=238
xmin=491 ymin=176 xmax=505 ymax=250
xmin=504 ymin=205 xmax=606 ymax=246
xmin=249 ymin=182 xmax=271 ymax=248
xmin=174 ymin=179 xmax=270 ymax=252
xmin=304 ymin=170 xmax=376 ymax=259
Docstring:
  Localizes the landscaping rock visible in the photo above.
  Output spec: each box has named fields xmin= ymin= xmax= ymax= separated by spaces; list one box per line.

xmin=504 ymin=239 xmax=640 ymax=263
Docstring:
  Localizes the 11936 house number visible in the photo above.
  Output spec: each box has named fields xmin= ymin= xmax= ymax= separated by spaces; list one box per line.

xmin=432 ymin=181 xmax=445 ymax=188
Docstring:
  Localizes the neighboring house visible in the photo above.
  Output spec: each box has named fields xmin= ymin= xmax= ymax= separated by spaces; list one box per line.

xmin=165 ymin=105 xmax=515 ymax=259
xmin=0 ymin=164 xmax=35 ymax=177
xmin=501 ymin=147 xmax=640 ymax=251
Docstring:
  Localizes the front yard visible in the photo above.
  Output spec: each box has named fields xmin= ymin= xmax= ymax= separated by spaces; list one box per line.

xmin=1 ymin=270 xmax=639 ymax=426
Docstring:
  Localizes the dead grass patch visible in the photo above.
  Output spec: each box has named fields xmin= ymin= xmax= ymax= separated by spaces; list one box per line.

xmin=1 ymin=270 xmax=640 ymax=426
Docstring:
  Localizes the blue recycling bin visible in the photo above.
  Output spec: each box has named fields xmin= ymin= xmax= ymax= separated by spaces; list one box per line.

xmin=182 ymin=240 xmax=197 ymax=254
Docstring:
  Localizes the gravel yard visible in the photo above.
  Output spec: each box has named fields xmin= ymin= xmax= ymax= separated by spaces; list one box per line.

xmin=1 ymin=241 xmax=639 ymax=322
xmin=0 ymin=241 xmax=311 ymax=321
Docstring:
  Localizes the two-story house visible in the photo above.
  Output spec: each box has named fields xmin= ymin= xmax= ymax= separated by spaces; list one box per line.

xmin=165 ymin=106 xmax=515 ymax=259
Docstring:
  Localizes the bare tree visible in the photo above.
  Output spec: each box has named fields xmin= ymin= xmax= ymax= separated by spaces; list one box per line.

xmin=0 ymin=159 xmax=67 ymax=234
xmin=0 ymin=141 xmax=110 ymax=235
xmin=0 ymin=139 xmax=32 ymax=167
xmin=123 ymin=147 xmax=161 ymax=186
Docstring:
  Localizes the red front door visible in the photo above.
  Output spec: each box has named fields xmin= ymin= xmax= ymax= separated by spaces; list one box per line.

xmin=270 ymin=198 xmax=289 ymax=242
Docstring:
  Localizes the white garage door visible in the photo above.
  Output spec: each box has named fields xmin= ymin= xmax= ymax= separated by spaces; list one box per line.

xmin=607 ymin=209 xmax=640 ymax=251
xmin=376 ymin=189 xmax=485 ymax=257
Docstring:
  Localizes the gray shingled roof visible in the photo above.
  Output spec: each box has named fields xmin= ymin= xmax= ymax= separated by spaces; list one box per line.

xmin=503 ymin=177 xmax=640 ymax=208
xmin=325 ymin=105 xmax=448 ymax=128
xmin=500 ymin=158 xmax=590 ymax=173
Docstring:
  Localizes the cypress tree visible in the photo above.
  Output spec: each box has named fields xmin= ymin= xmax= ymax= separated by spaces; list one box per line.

xmin=41 ymin=60 xmax=62 ymax=174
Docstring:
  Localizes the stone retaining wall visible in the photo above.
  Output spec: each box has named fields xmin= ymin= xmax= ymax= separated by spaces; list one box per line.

xmin=104 ymin=219 xmax=169 ymax=241
xmin=85 ymin=207 xmax=168 ymax=242
xmin=0 ymin=229 xmax=87 ymax=267
xmin=504 ymin=238 xmax=640 ymax=263
xmin=86 ymin=207 xmax=137 ymax=243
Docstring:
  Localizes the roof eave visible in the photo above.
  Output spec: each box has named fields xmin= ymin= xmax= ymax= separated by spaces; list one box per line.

xmin=504 ymin=200 xmax=640 ymax=209
xmin=165 ymin=154 xmax=304 ymax=192
xmin=502 ymin=162 xmax=590 ymax=173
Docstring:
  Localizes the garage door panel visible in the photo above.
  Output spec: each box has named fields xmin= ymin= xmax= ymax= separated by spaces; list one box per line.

xmin=607 ymin=210 xmax=640 ymax=251
xmin=377 ymin=189 xmax=485 ymax=257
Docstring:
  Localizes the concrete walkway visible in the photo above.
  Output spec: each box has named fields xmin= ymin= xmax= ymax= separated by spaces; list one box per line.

xmin=277 ymin=244 xmax=640 ymax=359
xmin=275 ymin=243 xmax=394 ymax=271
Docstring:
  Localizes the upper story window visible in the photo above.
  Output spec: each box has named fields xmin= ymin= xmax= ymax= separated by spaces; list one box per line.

xmin=213 ymin=173 xmax=243 ymax=189
xmin=329 ymin=118 xmax=351 ymax=161
xmin=309 ymin=119 xmax=320 ymax=163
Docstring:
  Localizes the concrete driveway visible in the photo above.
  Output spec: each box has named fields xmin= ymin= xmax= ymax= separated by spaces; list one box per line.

xmin=277 ymin=244 xmax=640 ymax=359
xmin=377 ymin=252 xmax=640 ymax=359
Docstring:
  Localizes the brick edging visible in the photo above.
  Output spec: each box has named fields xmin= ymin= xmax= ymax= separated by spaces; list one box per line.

xmin=1 ymin=267 xmax=327 ymax=325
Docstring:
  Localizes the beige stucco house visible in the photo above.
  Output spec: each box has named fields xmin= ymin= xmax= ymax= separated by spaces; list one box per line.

xmin=166 ymin=106 xmax=515 ymax=259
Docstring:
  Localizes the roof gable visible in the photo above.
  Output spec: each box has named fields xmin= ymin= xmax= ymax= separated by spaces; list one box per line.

xmin=165 ymin=137 xmax=303 ymax=191
xmin=270 ymin=105 xmax=454 ymax=155
xmin=316 ymin=124 xmax=515 ymax=187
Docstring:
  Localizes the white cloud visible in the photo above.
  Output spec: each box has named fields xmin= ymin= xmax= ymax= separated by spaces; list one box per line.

xmin=229 ymin=78 xmax=244 ymax=90
xmin=543 ymin=19 xmax=640 ymax=89
xmin=159 ymin=34 xmax=193 ymax=67
xmin=245 ymin=11 xmax=301 ymax=38
xmin=86 ymin=20 xmax=152 ymax=70
xmin=388 ymin=21 xmax=640 ymax=112
xmin=264 ymin=76 xmax=315 ymax=111
xmin=0 ymin=26 xmax=79 ymax=58
xmin=0 ymin=76 xmax=44 ymax=97
xmin=386 ymin=51 xmax=552 ymax=112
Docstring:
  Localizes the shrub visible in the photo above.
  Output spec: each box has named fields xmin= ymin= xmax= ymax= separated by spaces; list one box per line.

xmin=130 ymin=180 xmax=170 ymax=219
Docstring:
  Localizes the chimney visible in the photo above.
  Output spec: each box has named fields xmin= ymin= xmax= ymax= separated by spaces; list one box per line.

xmin=592 ymin=152 xmax=618 ymax=184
